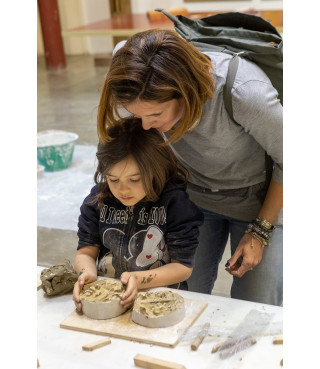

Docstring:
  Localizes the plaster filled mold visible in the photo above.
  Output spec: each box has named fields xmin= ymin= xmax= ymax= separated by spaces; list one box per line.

xmin=132 ymin=291 xmax=185 ymax=328
xmin=80 ymin=279 xmax=128 ymax=320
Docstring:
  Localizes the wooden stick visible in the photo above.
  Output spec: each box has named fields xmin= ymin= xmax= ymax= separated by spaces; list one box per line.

xmin=219 ymin=337 xmax=256 ymax=359
xmin=134 ymin=354 xmax=186 ymax=369
xmin=211 ymin=335 xmax=249 ymax=354
xmin=211 ymin=343 xmax=223 ymax=353
xmin=82 ymin=338 xmax=111 ymax=351
xmin=212 ymin=336 xmax=256 ymax=355
xmin=273 ymin=335 xmax=283 ymax=344
xmin=191 ymin=322 xmax=210 ymax=351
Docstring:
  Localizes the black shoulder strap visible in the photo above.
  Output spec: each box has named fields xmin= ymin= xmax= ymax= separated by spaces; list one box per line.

xmin=224 ymin=54 xmax=274 ymax=188
xmin=223 ymin=53 xmax=240 ymax=123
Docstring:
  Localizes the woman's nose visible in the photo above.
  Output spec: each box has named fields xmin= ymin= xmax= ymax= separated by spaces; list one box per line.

xmin=141 ymin=118 xmax=154 ymax=130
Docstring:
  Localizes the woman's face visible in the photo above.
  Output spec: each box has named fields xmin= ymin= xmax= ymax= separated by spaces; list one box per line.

xmin=124 ymin=98 xmax=185 ymax=132
xmin=106 ymin=156 xmax=146 ymax=207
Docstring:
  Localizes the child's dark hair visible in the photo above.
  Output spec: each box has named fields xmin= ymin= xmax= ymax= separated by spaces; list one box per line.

xmin=94 ymin=117 xmax=189 ymax=207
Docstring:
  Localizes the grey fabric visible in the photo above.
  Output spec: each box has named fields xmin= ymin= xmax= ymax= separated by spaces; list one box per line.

xmin=164 ymin=51 xmax=283 ymax=223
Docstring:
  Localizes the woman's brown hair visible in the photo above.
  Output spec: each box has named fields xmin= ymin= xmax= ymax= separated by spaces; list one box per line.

xmin=97 ymin=29 xmax=214 ymax=143
xmin=93 ymin=117 xmax=189 ymax=208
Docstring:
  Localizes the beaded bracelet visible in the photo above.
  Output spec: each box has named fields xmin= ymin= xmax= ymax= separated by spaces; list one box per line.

xmin=245 ymin=230 xmax=269 ymax=247
xmin=246 ymin=217 xmax=275 ymax=247
xmin=256 ymin=217 xmax=275 ymax=232
xmin=247 ymin=223 xmax=270 ymax=240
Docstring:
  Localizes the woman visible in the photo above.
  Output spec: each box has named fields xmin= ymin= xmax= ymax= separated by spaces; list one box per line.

xmin=96 ymin=29 xmax=283 ymax=306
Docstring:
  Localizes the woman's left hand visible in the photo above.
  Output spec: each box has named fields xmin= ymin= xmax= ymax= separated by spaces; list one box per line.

xmin=225 ymin=233 xmax=264 ymax=277
xmin=120 ymin=272 xmax=138 ymax=308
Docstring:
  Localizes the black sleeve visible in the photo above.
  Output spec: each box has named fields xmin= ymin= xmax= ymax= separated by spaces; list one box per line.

xmin=164 ymin=187 xmax=204 ymax=268
xmin=77 ymin=186 xmax=103 ymax=249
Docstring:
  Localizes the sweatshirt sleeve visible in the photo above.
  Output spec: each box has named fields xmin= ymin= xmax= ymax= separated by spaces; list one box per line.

xmin=163 ymin=186 xmax=204 ymax=268
xmin=232 ymin=66 xmax=283 ymax=185
xmin=77 ymin=186 xmax=103 ymax=249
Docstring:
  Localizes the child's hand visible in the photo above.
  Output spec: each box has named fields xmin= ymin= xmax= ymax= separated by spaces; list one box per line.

xmin=73 ymin=271 xmax=97 ymax=312
xmin=120 ymin=272 xmax=138 ymax=308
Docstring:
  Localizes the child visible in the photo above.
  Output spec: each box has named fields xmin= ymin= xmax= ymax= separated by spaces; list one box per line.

xmin=73 ymin=117 xmax=204 ymax=310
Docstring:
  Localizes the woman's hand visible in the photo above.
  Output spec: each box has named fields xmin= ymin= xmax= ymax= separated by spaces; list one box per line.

xmin=120 ymin=272 xmax=138 ymax=309
xmin=225 ymin=233 xmax=264 ymax=277
xmin=73 ymin=271 xmax=97 ymax=312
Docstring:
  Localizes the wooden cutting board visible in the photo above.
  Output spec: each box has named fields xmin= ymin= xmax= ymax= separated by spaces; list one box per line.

xmin=60 ymin=298 xmax=207 ymax=347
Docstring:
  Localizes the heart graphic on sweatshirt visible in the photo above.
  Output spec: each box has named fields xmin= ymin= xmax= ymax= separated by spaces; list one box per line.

xmin=162 ymin=247 xmax=166 ymax=252
xmin=146 ymin=255 xmax=152 ymax=259
xmin=147 ymin=234 xmax=153 ymax=239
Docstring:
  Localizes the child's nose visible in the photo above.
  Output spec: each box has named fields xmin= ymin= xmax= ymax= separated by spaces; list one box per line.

xmin=119 ymin=182 xmax=129 ymax=193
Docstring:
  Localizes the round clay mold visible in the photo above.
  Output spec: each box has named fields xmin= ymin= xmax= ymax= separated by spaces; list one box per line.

xmin=80 ymin=279 xmax=128 ymax=320
xmin=132 ymin=291 xmax=185 ymax=328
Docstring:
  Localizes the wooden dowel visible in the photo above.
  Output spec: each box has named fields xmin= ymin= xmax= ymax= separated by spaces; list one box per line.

xmin=134 ymin=354 xmax=186 ymax=369
xmin=219 ymin=337 xmax=256 ymax=359
xmin=211 ymin=343 xmax=222 ymax=353
xmin=212 ymin=335 xmax=248 ymax=354
xmin=191 ymin=322 xmax=210 ymax=351
xmin=273 ymin=335 xmax=283 ymax=344
xmin=82 ymin=338 xmax=111 ymax=351
xmin=212 ymin=336 xmax=257 ymax=356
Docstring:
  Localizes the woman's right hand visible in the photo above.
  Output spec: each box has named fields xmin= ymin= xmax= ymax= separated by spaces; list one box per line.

xmin=73 ymin=272 xmax=97 ymax=312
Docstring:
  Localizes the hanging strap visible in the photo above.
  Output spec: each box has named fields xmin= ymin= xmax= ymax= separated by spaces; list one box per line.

xmin=223 ymin=52 xmax=273 ymax=188
xmin=223 ymin=53 xmax=243 ymax=123
xmin=155 ymin=8 xmax=199 ymax=38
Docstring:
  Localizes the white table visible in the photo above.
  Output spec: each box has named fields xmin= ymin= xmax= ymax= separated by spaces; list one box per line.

xmin=37 ymin=267 xmax=283 ymax=369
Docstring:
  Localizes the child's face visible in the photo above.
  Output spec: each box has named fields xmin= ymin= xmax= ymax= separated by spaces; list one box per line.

xmin=106 ymin=157 xmax=146 ymax=207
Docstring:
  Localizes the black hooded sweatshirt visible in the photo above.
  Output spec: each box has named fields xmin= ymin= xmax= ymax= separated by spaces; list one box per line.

xmin=77 ymin=182 xmax=204 ymax=280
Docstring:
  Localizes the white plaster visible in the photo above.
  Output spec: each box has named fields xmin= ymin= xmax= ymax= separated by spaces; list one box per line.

xmin=37 ymin=144 xmax=97 ymax=231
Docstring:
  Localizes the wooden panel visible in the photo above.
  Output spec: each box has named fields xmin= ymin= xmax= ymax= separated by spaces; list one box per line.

xmin=82 ymin=337 xmax=111 ymax=351
xmin=62 ymin=10 xmax=283 ymax=37
xmin=60 ymin=298 xmax=207 ymax=348
xmin=134 ymin=354 xmax=186 ymax=369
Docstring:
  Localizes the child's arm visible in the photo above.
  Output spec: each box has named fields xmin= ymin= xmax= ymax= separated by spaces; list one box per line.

xmin=73 ymin=246 xmax=99 ymax=312
xmin=120 ymin=260 xmax=192 ymax=308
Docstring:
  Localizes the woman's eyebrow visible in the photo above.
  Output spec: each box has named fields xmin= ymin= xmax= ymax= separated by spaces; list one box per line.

xmin=124 ymin=107 xmax=163 ymax=117
xmin=106 ymin=173 xmax=140 ymax=177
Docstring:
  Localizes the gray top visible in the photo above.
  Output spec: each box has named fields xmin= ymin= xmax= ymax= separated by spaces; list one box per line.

xmin=164 ymin=52 xmax=283 ymax=223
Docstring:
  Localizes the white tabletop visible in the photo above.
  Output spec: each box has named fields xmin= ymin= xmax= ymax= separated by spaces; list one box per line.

xmin=37 ymin=267 xmax=283 ymax=369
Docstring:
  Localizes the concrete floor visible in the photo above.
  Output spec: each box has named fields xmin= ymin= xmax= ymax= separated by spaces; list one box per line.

xmin=37 ymin=55 xmax=232 ymax=298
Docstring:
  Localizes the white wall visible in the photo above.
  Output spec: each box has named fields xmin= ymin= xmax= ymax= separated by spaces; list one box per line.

xmin=81 ymin=0 xmax=113 ymax=55
xmin=38 ymin=0 xmax=283 ymax=56
xmin=37 ymin=6 xmax=44 ymax=55
xmin=131 ymin=0 xmax=283 ymax=13
xmin=57 ymin=0 xmax=87 ymax=55
xmin=38 ymin=0 xmax=111 ymax=55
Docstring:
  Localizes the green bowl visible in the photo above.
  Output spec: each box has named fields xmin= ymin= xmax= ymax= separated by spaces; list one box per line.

xmin=37 ymin=130 xmax=79 ymax=171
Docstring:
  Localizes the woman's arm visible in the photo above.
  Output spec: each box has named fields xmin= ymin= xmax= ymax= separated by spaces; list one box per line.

xmin=73 ymin=246 xmax=99 ymax=311
xmin=120 ymin=260 xmax=193 ymax=308
xmin=258 ymin=179 xmax=283 ymax=223
xmin=226 ymin=178 xmax=283 ymax=277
